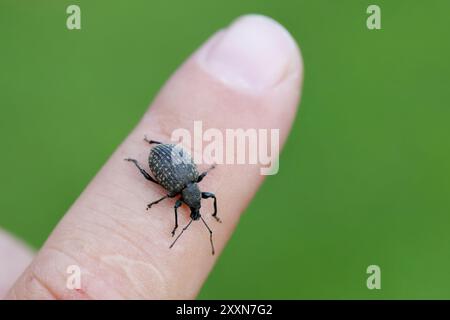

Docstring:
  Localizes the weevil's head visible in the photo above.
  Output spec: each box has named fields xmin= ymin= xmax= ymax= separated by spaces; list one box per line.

xmin=190 ymin=207 xmax=201 ymax=220
xmin=182 ymin=183 xmax=201 ymax=220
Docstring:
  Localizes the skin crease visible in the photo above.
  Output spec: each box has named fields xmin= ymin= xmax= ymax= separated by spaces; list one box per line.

xmin=3 ymin=15 xmax=303 ymax=299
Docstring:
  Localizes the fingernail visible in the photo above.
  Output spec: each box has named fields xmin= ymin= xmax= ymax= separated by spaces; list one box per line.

xmin=198 ymin=14 xmax=301 ymax=93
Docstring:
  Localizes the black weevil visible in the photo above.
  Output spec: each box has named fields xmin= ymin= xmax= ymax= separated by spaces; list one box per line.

xmin=125 ymin=137 xmax=220 ymax=255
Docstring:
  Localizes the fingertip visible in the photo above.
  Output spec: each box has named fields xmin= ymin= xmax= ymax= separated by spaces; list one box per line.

xmin=197 ymin=14 xmax=303 ymax=94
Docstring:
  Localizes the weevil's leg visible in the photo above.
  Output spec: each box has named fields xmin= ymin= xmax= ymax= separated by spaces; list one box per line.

xmin=124 ymin=158 xmax=159 ymax=185
xmin=197 ymin=164 xmax=216 ymax=183
xmin=172 ymin=200 xmax=183 ymax=236
xmin=200 ymin=217 xmax=215 ymax=255
xmin=147 ymin=192 xmax=179 ymax=210
xmin=169 ymin=219 xmax=193 ymax=250
xmin=144 ymin=136 xmax=163 ymax=145
xmin=147 ymin=195 xmax=169 ymax=210
xmin=201 ymin=192 xmax=221 ymax=222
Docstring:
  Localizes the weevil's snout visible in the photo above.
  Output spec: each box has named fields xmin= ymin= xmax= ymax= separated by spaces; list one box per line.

xmin=190 ymin=208 xmax=201 ymax=220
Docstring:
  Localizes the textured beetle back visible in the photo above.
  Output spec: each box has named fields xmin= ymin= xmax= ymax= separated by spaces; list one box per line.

xmin=148 ymin=144 xmax=199 ymax=194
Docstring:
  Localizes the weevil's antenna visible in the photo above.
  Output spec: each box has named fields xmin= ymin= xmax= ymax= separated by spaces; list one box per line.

xmin=200 ymin=217 xmax=215 ymax=255
xmin=169 ymin=219 xmax=193 ymax=249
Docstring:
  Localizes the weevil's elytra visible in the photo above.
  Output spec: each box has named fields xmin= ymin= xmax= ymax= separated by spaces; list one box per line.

xmin=124 ymin=137 xmax=220 ymax=255
xmin=149 ymin=144 xmax=199 ymax=194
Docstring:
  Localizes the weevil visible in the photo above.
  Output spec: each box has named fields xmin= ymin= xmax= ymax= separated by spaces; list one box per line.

xmin=125 ymin=137 xmax=220 ymax=255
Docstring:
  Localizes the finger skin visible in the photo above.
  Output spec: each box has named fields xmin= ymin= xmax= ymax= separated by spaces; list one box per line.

xmin=0 ymin=229 xmax=33 ymax=298
xmin=6 ymin=15 xmax=303 ymax=299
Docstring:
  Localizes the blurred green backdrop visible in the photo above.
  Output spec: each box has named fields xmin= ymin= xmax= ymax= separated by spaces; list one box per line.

xmin=1 ymin=0 xmax=450 ymax=299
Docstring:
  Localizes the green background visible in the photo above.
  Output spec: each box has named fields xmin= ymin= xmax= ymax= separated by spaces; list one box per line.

xmin=1 ymin=1 xmax=450 ymax=299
